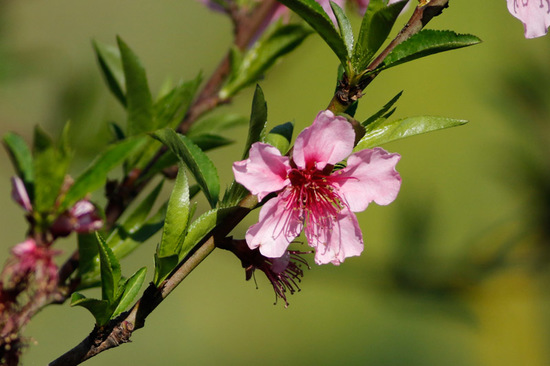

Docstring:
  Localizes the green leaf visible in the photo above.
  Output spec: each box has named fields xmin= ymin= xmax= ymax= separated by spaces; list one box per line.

xmin=93 ymin=40 xmax=126 ymax=106
xmin=70 ymin=293 xmax=111 ymax=326
xmin=151 ymin=129 xmax=220 ymax=208
xmin=77 ymin=233 xmax=99 ymax=278
xmin=330 ymin=1 xmax=354 ymax=58
xmin=363 ymin=90 xmax=403 ymax=126
xmin=276 ymin=0 xmax=348 ymax=65
xmin=111 ymin=267 xmax=147 ymax=319
xmin=379 ymin=30 xmax=482 ymax=71
xmin=96 ymin=232 xmax=121 ymax=302
xmin=242 ymin=85 xmax=267 ymax=159
xmin=189 ymin=134 xmax=234 ymax=151
xmin=3 ymin=132 xmax=34 ymax=187
xmin=220 ymin=23 xmax=312 ymax=98
xmin=32 ymin=126 xmax=72 ymax=215
xmin=263 ymin=122 xmax=294 ymax=154
xmin=154 ymin=74 xmax=202 ymax=130
xmin=61 ymin=137 xmax=146 ymax=211
xmin=154 ymin=163 xmax=190 ymax=284
xmin=353 ymin=0 xmax=408 ymax=71
xmin=117 ymin=36 xmax=154 ymax=136
xmin=355 ymin=115 xmax=468 ymax=150
xmin=187 ymin=113 xmax=247 ymax=137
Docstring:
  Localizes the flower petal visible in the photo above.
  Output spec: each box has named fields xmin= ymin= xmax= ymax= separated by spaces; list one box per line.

xmin=336 ymin=147 xmax=401 ymax=212
xmin=507 ymin=0 xmax=550 ymax=38
xmin=233 ymin=142 xmax=291 ymax=201
xmin=292 ymin=110 xmax=355 ymax=170
xmin=245 ymin=193 xmax=303 ymax=258
xmin=11 ymin=176 xmax=32 ymax=212
xmin=308 ymin=209 xmax=363 ymax=265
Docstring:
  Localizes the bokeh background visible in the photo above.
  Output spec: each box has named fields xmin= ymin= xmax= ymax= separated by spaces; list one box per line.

xmin=1 ymin=1 xmax=550 ymax=365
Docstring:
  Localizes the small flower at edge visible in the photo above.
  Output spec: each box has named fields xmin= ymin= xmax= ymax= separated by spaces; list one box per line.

xmin=233 ymin=110 xmax=402 ymax=266
xmin=50 ymin=200 xmax=103 ymax=238
xmin=507 ymin=0 xmax=550 ymax=38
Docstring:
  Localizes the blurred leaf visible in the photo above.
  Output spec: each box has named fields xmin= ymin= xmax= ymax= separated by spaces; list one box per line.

xmin=152 ymin=129 xmax=220 ymax=208
xmin=111 ymin=266 xmax=147 ymax=319
xmin=331 ymin=1 xmax=354 ymax=58
xmin=93 ymin=40 xmax=126 ymax=106
xmin=70 ymin=293 xmax=111 ymax=326
xmin=187 ymin=113 xmax=248 ymax=137
xmin=277 ymin=0 xmax=348 ymax=65
xmin=363 ymin=90 xmax=403 ymax=126
xmin=61 ymin=137 xmax=146 ymax=211
xmin=353 ymin=0 xmax=408 ymax=72
xmin=263 ymin=121 xmax=294 ymax=154
xmin=96 ymin=232 xmax=121 ymax=303
xmin=3 ymin=132 xmax=34 ymax=188
xmin=154 ymin=163 xmax=190 ymax=284
xmin=77 ymin=232 xmax=99 ymax=279
xmin=154 ymin=74 xmax=202 ymax=129
xmin=220 ymin=23 xmax=312 ymax=98
xmin=355 ymin=115 xmax=467 ymax=150
xmin=379 ymin=30 xmax=482 ymax=71
xmin=189 ymin=134 xmax=234 ymax=151
xmin=109 ymin=122 xmax=126 ymax=141
xmin=32 ymin=126 xmax=71 ymax=215
xmin=242 ymin=85 xmax=267 ymax=159
xmin=117 ymin=36 xmax=155 ymax=136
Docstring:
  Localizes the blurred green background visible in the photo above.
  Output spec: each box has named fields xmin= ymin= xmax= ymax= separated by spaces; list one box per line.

xmin=2 ymin=1 xmax=550 ymax=365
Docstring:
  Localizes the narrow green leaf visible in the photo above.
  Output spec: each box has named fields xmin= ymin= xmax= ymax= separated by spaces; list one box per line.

xmin=153 ymin=254 xmax=179 ymax=286
xmin=61 ymin=137 xmax=146 ymax=211
xmin=242 ymin=85 xmax=267 ymax=159
xmin=93 ymin=40 xmax=126 ymax=106
xmin=277 ymin=0 xmax=348 ymax=65
xmin=380 ymin=30 xmax=482 ymax=71
xmin=263 ymin=122 xmax=294 ymax=154
xmin=117 ymin=36 xmax=154 ymax=135
xmin=3 ymin=132 xmax=34 ymax=186
xmin=355 ymin=115 xmax=468 ymax=150
xmin=151 ymin=129 xmax=220 ymax=208
xmin=330 ymin=1 xmax=354 ymax=58
xmin=77 ymin=233 xmax=99 ymax=278
xmin=96 ymin=232 xmax=121 ymax=302
xmin=111 ymin=267 xmax=147 ymax=319
xmin=154 ymin=163 xmax=190 ymax=284
xmin=363 ymin=90 xmax=403 ymax=126
xmin=154 ymin=75 xmax=201 ymax=130
xmin=353 ymin=0 xmax=408 ymax=71
xmin=220 ymin=24 xmax=312 ymax=98
xmin=32 ymin=126 xmax=71 ymax=214
xmin=108 ymin=122 xmax=126 ymax=141
xmin=70 ymin=293 xmax=111 ymax=326
xmin=189 ymin=134 xmax=234 ymax=151
xmin=187 ymin=113 xmax=248 ymax=137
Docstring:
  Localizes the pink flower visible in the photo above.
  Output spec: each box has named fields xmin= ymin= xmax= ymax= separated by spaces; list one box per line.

xmin=507 ymin=0 xmax=550 ymax=38
xmin=50 ymin=200 xmax=103 ymax=237
xmin=233 ymin=110 xmax=401 ymax=265
xmin=11 ymin=239 xmax=59 ymax=283
xmin=10 ymin=177 xmax=32 ymax=212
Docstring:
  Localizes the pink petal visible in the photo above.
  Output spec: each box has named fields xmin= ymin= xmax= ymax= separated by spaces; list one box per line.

xmin=245 ymin=193 xmax=303 ymax=258
xmin=336 ymin=147 xmax=401 ymax=212
xmin=11 ymin=176 xmax=32 ymax=212
xmin=293 ymin=110 xmax=355 ymax=170
xmin=507 ymin=0 xmax=550 ymax=38
xmin=233 ymin=142 xmax=291 ymax=201
xmin=308 ymin=209 xmax=363 ymax=265
xmin=12 ymin=238 xmax=37 ymax=257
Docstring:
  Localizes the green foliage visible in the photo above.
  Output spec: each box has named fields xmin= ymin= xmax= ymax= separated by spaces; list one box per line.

xmin=220 ymin=23 xmax=312 ymax=98
xmin=363 ymin=90 xmax=403 ymax=126
xmin=32 ymin=125 xmax=72 ymax=219
xmin=152 ymin=128 xmax=220 ymax=208
xmin=331 ymin=1 xmax=354 ymax=58
xmin=379 ymin=30 xmax=482 ymax=71
xmin=93 ymin=40 xmax=126 ymax=106
xmin=61 ymin=137 xmax=147 ymax=211
xmin=263 ymin=121 xmax=294 ymax=155
xmin=72 ymin=233 xmax=147 ymax=325
xmin=276 ymin=0 xmax=348 ymax=65
xmin=242 ymin=85 xmax=267 ymax=159
xmin=187 ymin=113 xmax=248 ymax=137
xmin=3 ymin=132 xmax=34 ymax=189
xmin=154 ymin=163 xmax=190 ymax=285
xmin=355 ymin=115 xmax=468 ymax=150
xmin=352 ymin=0 xmax=408 ymax=72
xmin=117 ymin=36 xmax=155 ymax=136
xmin=154 ymin=75 xmax=202 ymax=130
